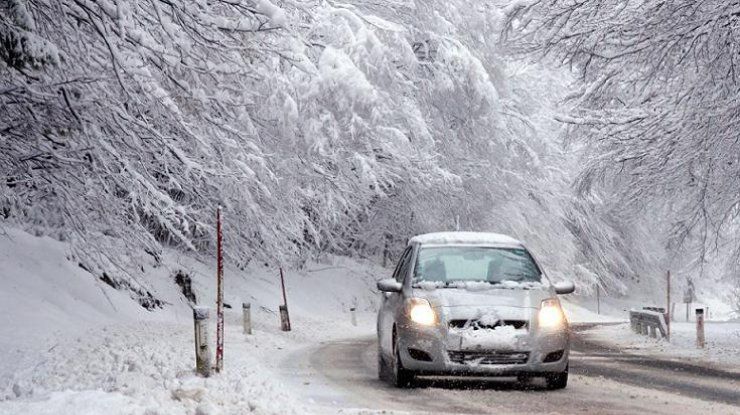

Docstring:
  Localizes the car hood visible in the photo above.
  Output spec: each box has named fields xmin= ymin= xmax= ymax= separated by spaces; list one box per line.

xmin=413 ymin=285 xmax=552 ymax=310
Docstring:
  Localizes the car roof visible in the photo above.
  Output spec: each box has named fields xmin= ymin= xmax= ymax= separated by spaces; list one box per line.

xmin=408 ymin=231 xmax=523 ymax=247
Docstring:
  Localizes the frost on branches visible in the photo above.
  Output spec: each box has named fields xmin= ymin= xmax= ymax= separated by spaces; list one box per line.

xmin=503 ymin=0 xmax=740 ymax=304
xmin=1 ymin=0 xmax=625 ymax=305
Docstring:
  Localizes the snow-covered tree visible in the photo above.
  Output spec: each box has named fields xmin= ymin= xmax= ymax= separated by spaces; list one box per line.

xmin=503 ymin=0 xmax=740 ymax=302
xmin=1 ymin=0 xmax=618 ymax=305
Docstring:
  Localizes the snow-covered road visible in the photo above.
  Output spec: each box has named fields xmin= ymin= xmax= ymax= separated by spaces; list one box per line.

xmin=275 ymin=327 xmax=739 ymax=414
xmin=571 ymin=324 xmax=740 ymax=405
xmin=2 ymin=311 xmax=738 ymax=415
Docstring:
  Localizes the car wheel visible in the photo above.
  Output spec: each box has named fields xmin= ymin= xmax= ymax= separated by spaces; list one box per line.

xmin=389 ymin=331 xmax=414 ymax=388
xmin=377 ymin=345 xmax=390 ymax=381
xmin=545 ymin=363 xmax=568 ymax=390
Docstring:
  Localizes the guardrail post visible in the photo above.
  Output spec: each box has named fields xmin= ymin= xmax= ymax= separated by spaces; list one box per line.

xmin=193 ymin=306 xmax=211 ymax=377
xmin=242 ymin=302 xmax=252 ymax=335
xmin=350 ymin=307 xmax=357 ymax=326
xmin=631 ymin=308 xmax=669 ymax=339
xmin=696 ymin=308 xmax=705 ymax=348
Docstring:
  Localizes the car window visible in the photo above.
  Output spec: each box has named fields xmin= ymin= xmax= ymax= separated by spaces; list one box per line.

xmin=413 ymin=246 xmax=541 ymax=284
xmin=393 ymin=247 xmax=413 ymax=283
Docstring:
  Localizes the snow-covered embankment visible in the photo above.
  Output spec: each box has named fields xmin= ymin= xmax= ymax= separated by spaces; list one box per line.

xmin=0 ymin=227 xmax=381 ymax=414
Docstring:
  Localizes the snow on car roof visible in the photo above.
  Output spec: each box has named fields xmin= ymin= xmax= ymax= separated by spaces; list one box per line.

xmin=408 ymin=232 xmax=523 ymax=246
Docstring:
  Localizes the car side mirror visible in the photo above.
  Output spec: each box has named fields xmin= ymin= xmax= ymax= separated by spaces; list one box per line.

xmin=553 ymin=280 xmax=575 ymax=295
xmin=377 ymin=278 xmax=402 ymax=293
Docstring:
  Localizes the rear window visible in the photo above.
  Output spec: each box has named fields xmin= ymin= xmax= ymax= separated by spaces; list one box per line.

xmin=413 ymin=246 xmax=541 ymax=285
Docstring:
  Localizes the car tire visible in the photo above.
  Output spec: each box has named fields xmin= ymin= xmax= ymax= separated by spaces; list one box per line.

xmin=545 ymin=363 xmax=568 ymax=390
xmin=378 ymin=345 xmax=390 ymax=381
xmin=389 ymin=333 xmax=414 ymax=388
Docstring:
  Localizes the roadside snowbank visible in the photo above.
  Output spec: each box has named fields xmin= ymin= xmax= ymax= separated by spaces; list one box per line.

xmin=561 ymin=300 xmax=625 ymax=324
xmin=0 ymin=227 xmax=383 ymax=414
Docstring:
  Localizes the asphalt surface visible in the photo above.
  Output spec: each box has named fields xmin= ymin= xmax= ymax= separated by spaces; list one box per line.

xmin=278 ymin=324 xmax=740 ymax=414
xmin=569 ymin=324 xmax=740 ymax=406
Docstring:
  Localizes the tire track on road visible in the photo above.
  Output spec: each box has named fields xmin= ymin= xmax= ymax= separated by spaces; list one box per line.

xmin=570 ymin=329 xmax=740 ymax=406
xmin=278 ymin=329 xmax=739 ymax=414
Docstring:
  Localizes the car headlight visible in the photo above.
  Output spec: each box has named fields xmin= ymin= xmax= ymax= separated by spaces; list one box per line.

xmin=539 ymin=298 xmax=565 ymax=329
xmin=407 ymin=298 xmax=437 ymax=326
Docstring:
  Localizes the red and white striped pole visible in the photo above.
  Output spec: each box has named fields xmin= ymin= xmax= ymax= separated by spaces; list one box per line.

xmin=215 ymin=206 xmax=224 ymax=372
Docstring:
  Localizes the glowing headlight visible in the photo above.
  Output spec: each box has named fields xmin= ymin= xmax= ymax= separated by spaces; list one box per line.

xmin=407 ymin=298 xmax=437 ymax=326
xmin=539 ymin=298 xmax=565 ymax=328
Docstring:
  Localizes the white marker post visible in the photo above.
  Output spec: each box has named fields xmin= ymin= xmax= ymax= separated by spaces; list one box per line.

xmin=193 ymin=306 xmax=211 ymax=377
xmin=696 ymin=308 xmax=705 ymax=348
xmin=243 ymin=302 xmax=252 ymax=335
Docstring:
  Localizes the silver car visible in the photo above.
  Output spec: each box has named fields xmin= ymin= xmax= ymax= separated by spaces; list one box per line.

xmin=377 ymin=232 xmax=575 ymax=389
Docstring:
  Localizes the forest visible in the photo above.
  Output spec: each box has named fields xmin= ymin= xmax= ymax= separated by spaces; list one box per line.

xmin=1 ymin=0 xmax=738 ymax=309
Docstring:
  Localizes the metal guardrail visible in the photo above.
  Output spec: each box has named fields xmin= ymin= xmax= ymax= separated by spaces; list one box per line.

xmin=629 ymin=307 xmax=668 ymax=339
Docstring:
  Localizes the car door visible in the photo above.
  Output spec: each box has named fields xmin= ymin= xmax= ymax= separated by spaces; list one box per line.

xmin=379 ymin=246 xmax=413 ymax=356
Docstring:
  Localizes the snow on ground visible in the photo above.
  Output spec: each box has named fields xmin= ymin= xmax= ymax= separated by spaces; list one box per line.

xmin=0 ymin=312 xmax=381 ymax=415
xmin=561 ymin=299 xmax=625 ymax=324
xmin=2 ymin=227 xmax=738 ymax=414
xmin=562 ymin=293 xmax=740 ymax=371
xmin=568 ymin=292 xmax=737 ymax=322
xmin=0 ymin=227 xmax=383 ymax=415
xmin=582 ymin=321 xmax=740 ymax=373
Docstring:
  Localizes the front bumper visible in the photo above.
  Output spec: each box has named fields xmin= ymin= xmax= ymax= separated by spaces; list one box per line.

xmin=397 ymin=323 xmax=570 ymax=376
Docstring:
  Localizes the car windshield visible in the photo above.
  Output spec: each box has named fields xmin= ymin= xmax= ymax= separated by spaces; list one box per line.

xmin=412 ymin=246 xmax=541 ymax=285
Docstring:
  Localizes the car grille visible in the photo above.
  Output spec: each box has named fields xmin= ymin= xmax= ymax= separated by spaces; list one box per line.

xmin=448 ymin=351 xmax=530 ymax=365
xmin=448 ymin=319 xmax=528 ymax=330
